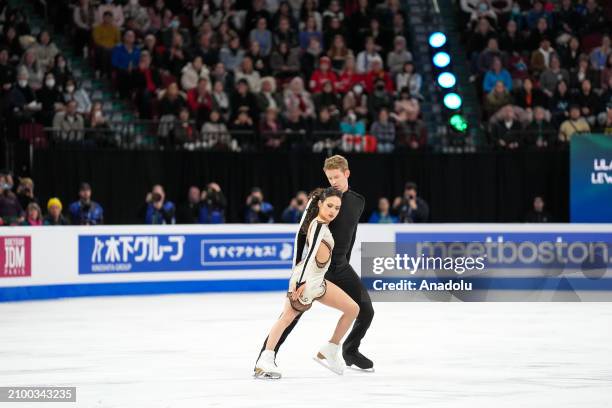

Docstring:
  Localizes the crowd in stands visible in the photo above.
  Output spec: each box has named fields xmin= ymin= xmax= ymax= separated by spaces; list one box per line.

xmin=460 ymin=0 xmax=612 ymax=149
xmin=0 ymin=0 xmax=432 ymax=152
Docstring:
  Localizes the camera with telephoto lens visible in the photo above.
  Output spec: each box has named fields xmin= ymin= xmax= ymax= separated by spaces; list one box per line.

xmin=151 ymin=192 xmax=162 ymax=203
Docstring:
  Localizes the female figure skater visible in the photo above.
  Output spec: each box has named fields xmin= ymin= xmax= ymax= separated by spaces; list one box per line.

xmin=254 ymin=187 xmax=360 ymax=378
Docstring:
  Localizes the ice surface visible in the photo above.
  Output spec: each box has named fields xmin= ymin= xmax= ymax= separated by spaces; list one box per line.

xmin=1 ymin=292 xmax=611 ymax=408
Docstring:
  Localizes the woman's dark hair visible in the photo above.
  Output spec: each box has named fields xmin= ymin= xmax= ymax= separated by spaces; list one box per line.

xmin=299 ymin=187 xmax=343 ymax=235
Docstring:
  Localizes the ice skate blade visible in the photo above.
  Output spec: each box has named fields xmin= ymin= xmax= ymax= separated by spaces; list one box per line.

xmin=346 ymin=365 xmax=375 ymax=373
xmin=253 ymin=368 xmax=281 ymax=380
xmin=313 ymin=356 xmax=344 ymax=375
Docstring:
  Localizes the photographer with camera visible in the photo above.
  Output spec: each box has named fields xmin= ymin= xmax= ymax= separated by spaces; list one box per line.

xmin=199 ymin=182 xmax=227 ymax=224
xmin=281 ymin=190 xmax=308 ymax=223
xmin=68 ymin=182 xmax=104 ymax=225
xmin=142 ymin=184 xmax=176 ymax=225
xmin=16 ymin=177 xmax=39 ymax=210
xmin=244 ymin=187 xmax=274 ymax=223
xmin=392 ymin=182 xmax=429 ymax=223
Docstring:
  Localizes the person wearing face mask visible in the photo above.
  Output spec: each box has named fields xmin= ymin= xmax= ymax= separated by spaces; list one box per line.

xmin=6 ymin=70 xmax=41 ymax=133
xmin=63 ymin=78 xmax=92 ymax=115
xmin=37 ymin=73 xmax=65 ymax=126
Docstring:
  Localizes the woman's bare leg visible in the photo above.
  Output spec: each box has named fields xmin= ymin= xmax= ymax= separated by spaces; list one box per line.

xmin=264 ymin=299 xmax=300 ymax=351
xmin=317 ymin=281 xmax=360 ymax=345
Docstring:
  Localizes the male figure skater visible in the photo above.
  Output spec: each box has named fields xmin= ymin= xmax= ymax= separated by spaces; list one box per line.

xmin=256 ymin=155 xmax=375 ymax=371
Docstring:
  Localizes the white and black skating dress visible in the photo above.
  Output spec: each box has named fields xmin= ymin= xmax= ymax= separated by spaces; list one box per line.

xmin=287 ymin=217 xmax=334 ymax=312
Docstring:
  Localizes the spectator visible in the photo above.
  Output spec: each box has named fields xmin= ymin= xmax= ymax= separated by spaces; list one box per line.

xmin=484 ymin=80 xmax=514 ymax=117
xmin=396 ymin=61 xmax=423 ymax=100
xmin=483 ymin=57 xmax=513 ymax=93
xmin=364 ymin=57 xmax=394 ymax=94
xmin=201 ymin=110 xmax=236 ymax=151
xmin=6 ymin=70 xmax=42 ymax=129
xmin=356 ymin=36 xmax=381 ymax=74
xmin=131 ymin=51 xmax=161 ymax=119
xmin=63 ymin=78 xmax=92 ymax=116
xmin=15 ymin=177 xmax=38 ymax=210
xmin=529 ymin=37 xmax=555 ymax=75
xmin=598 ymin=103 xmax=612 ymax=134
xmin=95 ymin=0 xmax=125 ymax=27
xmin=393 ymin=182 xmax=429 ymax=223
xmin=559 ymin=104 xmax=590 ymax=143
xmin=309 ymin=56 xmax=337 ymax=93
xmin=395 ymin=105 xmax=428 ymax=151
xmin=50 ymin=54 xmax=72 ymax=89
xmin=43 ymin=197 xmax=69 ymax=225
xmin=88 ymin=102 xmax=111 ymax=145
xmin=281 ymin=190 xmax=308 ymax=223
xmin=312 ymin=107 xmax=340 ymax=153
xmin=283 ymin=77 xmax=315 ymax=119
xmin=570 ymin=55 xmax=598 ymax=92
xmin=336 ymin=55 xmax=362 ymax=94
xmin=210 ymin=80 xmax=230 ymax=121
xmin=249 ymin=17 xmax=273 ymax=56
xmin=112 ymin=30 xmax=141 ymax=98
xmin=327 ymin=34 xmax=353 ymax=73
xmin=283 ymin=107 xmax=309 ymax=150
xmin=525 ymin=196 xmax=551 ymax=222
xmin=69 ymin=182 xmax=104 ymax=225
xmin=589 ymin=34 xmax=611 ymax=71
xmin=32 ymin=31 xmax=59 ymax=72
xmin=256 ymin=76 xmax=282 ymax=113
xmin=273 ymin=15 xmax=298 ymax=49
xmin=92 ymin=11 xmax=121 ymax=76
xmin=299 ymin=15 xmax=322 ymax=50
xmin=513 ymin=77 xmax=548 ymax=120
xmin=387 ymin=36 xmax=413 ymax=75
xmin=187 ymin=77 xmax=213 ymax=126
xmin=550 ymin=79 xmax=571 ymax=125
xmin=181 ymin=55 xmax=210 ymax=92
xmin=260 ymin=106 xmax=285 ymax=150
xmin=73 ymin=0 xmax=95 ymax=57
xmin=526 ymin=106 xmax=556 ymax=148
xmin=369 ymin=197 xmax=398 ymax=223
xmin=539 ymin=54 xmax=570 ymax=98
xmin=313 ymin=80 xmax=341 ymax=117
xmin=236 ymin=56 xmax=263 ymax=92
xmin=246 ymin=40 xmax=270 ymax=76
xmin=20 ymin=202 xmax=43 ymax=226
xmin=142 ymin=184 xmax=175 ymax=224
xmin=18 ymin=49 xmax=44 ymax=91
xmin=370 ymin=108 xmax=395 ymax=153
xmin=491 ymin=105 xmax=522 ymax=150
xmin=340 ymin=109 xmax=366 ymax=152
xmin=176 ymin=186 xmax=201 ymax=224
xmin=172 ymin=107 xmax=198 ymax=149
xmin=199 ymin=182 xmax=227 ymax=223
xmin=575 ymin=79 xmax=600 ymax=126
xmin=52 ymin=100 xmax=85 ymax=144
xmin=38 ymin=72 xmax=65 ymax=126
xmin=245 ymin=187 xmax=274 ymax=223
xmin=231 ymin=78 xmax=258 ymax=121
xmin=123 ymin=0 xmax=150 ymax=34
xmin=0 ymin=48 xmax=15 ymax=91
xmin=368 ymin=79 xmax=394 ymax=120
xmin=0 ymin=173 xmax=23 ymax=225
xmin=219 ymin=36 xmax=245 ymax=73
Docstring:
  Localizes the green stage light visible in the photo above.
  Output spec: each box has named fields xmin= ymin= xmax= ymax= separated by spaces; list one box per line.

xmin=449 ymin=114 xmax=468 ymax=133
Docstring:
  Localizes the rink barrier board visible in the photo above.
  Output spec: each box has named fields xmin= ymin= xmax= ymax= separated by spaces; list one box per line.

xmin=3 ymin=277 xmax=612 ymax=302
xmin=2 ymin=224 xmax=612 ymax=302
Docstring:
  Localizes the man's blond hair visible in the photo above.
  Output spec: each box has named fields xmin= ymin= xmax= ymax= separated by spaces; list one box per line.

xmin=323 ymin=155 xmax=349 ymax=172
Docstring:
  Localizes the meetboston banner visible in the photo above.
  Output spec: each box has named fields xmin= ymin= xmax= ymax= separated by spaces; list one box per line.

xmin=571 ymin=134 xmax=612 ymax=222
